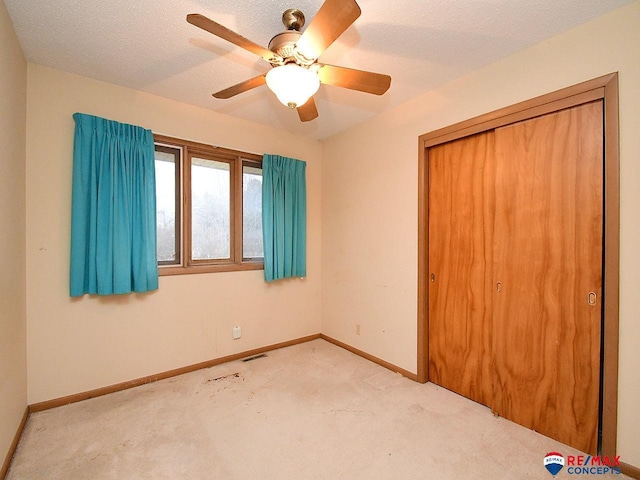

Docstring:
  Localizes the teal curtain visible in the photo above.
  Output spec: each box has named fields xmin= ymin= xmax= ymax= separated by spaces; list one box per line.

xmin=70 ymin=113 xmax=158 ymax=296
xmin=262 ymin=154 xmax=307 ymax=282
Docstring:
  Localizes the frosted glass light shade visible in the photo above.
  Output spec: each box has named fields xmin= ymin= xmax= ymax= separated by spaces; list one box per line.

xmin=266 ymin=64 xmax=320 ymax=109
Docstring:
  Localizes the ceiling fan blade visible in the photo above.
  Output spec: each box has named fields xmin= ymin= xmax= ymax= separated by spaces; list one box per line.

xmin=317 ymin=64 xmax=391 ymax=95
xmin=295 ymin=0 xmax=361 ymax=61
xmin=297 ymin=97 xmax=319 ymax=122
xmin=213 ymin=74 xmax=267 ymax=99
xmin=187 ymin=14 xmax=281 ymax=64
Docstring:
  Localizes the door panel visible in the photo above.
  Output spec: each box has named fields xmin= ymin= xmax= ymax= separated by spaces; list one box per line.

xmin=491 ymin=101 xmax=603 ymax=454
xmin=428 ymin=131 xmax=495 ymax=407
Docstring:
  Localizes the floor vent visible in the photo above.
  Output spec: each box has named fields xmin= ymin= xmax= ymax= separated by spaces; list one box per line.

xmin=242 ymin=353 xmax=267 ymax=362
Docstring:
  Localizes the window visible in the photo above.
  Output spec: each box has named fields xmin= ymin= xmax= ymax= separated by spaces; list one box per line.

xmin=154 ymin=135 xmax=263 ymax=275
xmin=242 ymin=163 xmax=264 ymax=260
xmin=155 ymin=146 xmax=180 ymax=265
xmin=191 ymin=156 xmax=231 ymax=261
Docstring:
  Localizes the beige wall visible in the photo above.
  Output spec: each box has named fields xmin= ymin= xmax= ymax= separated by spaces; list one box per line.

xmin=322 ymin=1 xmax=640 ymax=466
xmin=25 ymin=64 xmax=322 ymax=404
xmin=0 ymin=0 xmax=27 ymax=466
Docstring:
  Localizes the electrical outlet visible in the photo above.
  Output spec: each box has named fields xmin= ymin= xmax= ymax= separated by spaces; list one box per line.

xmin=233 ymin=326 xmax=241 ymax=339
xmin=356 ymin=324 xmax=361 ymax=336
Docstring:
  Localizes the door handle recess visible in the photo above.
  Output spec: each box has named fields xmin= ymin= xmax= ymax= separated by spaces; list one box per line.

xmin=496 ymin=282 xmax=502 ymax=293
xmin=588 ymin=292 xmax=597 ymax=306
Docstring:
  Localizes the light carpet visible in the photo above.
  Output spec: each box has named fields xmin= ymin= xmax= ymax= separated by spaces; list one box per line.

xmin=8 ymin=339 xmax=623 ymax=479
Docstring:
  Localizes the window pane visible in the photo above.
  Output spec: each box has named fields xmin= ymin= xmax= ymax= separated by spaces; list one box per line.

xmin=155 ymin=147 xmax=179 ymax=263
xmin=191 ymin=157 xmax=230 ymax=260
xmin=243 ymin=164 xmax=263 ymax=259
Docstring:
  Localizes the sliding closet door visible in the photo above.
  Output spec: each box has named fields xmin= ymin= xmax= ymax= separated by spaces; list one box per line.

xmin=428 ymin=132 xmax=495 ymax=407
xmin=492 ymin=101 xmax=603 ymax=454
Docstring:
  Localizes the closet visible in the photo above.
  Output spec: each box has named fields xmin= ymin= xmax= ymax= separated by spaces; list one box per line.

xmin=427 ymin=100 xmax=604 ymax=455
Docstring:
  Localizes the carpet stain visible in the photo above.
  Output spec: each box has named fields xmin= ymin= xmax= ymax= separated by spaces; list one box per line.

xmin=204 ymin=372 xmax=246 ymax=397
xmin=322 ymin=408 xmax=365 ymax=416
xmin=206 ymin=372 xmax=243 ymax=383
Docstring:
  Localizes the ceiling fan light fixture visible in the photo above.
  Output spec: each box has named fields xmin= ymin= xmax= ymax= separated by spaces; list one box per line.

xmin=266 ymin=64 xmax=320 ymax=109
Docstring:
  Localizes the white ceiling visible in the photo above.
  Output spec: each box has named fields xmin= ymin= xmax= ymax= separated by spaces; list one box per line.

xmin=5 ymin=0 xmax=634 ymax=139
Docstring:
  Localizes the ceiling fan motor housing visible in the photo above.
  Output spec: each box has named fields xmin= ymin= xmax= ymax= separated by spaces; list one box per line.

xmin=268 ymin=10 xmax=315 ymax=66
xmin=268 ymin=30 xmax=315 ymax=66
xmin=268 ymin=31 xmax=302 ymax=62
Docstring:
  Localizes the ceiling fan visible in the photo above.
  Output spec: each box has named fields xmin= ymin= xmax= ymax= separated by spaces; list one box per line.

xmin=186 ymin=0 xmax=391 ymax=122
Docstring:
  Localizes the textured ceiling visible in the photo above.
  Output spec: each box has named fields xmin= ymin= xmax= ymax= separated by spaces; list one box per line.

xmin=5 ymin=0 xmax=634 ymax=139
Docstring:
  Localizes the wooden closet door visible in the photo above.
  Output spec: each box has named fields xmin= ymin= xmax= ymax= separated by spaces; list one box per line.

xmin=428 ymin=131 xmax=495 ymax=407
xmin=492 ymin=101 xmax=603 ymax=454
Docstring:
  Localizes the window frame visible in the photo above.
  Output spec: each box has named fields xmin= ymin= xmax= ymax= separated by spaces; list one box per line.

xmin=154 ymin=144 xmax=182 ymax=266
xmin=241 ymin=160 xmax=266 ymax=262
xmin=154 ymin=134 xmax=264 ymax=275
